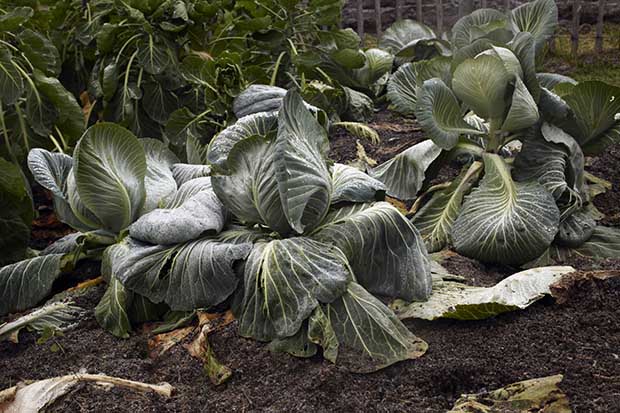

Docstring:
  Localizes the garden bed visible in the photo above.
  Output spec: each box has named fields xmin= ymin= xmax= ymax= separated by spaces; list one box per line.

xmin=1 ymin=111 xmax=619 ymax=412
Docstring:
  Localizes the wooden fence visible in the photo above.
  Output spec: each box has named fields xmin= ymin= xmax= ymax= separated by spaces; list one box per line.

xmin=350 ymin=0 xmax=620 ymax=54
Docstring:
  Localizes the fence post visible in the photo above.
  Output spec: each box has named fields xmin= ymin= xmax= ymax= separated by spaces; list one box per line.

xmin=417 ymin=0 xmax=423 ymax=23
xmin=437 ymin=0 xmax=444 ymax=35
xmin=504 ymin=0 xmax=510 ymax=11
xmin=375 ymin=0 xmax=382 ymax=36
xmin=396 ymin=0 xmax=403 ymax=20
xmin=481 ymin=0 xmax=488 ymax=8
xmin=571 ymin=0 xmax=581 ymax=57
xmin=357 ymin=0 xmax=364 ymax=40
xmin=595 ymin=0 xmax=606 ymax=53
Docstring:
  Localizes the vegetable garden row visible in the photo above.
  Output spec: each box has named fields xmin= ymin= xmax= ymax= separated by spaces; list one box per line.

xmin=0 ymin=0 xmax=619 ymax=409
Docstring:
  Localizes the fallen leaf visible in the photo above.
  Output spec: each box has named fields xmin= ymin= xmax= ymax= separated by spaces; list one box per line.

xmin=448 ymin=374 xmax=570 ymax=412
xmin=391 ymin=266 xmax=576 ymax=321
xmin=185 ymin=324 xmax=232 ymax=386
xmin=148 ymin=326 xmax=195 ymax=359
xmin=0 ymin=373 xmax=173 ymax=413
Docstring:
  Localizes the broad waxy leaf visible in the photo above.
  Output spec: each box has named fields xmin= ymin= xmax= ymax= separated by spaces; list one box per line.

xmin=370 ymin=139 xmax=443 ymax=199
xmin=312 ymin=202 xmax=432 ymax=301
xmin=412 ymin=161 xmax=483 ymax=253
xmin=387 ymin=57 xmax=452 ymax=115
xmin=452 ymin=54 xmax=511 ymax=121
xmin=275 ymin=90 xmax=332 ymax=234
xmin=142 ymin=82 xmax=180 ymax=124
xmin=130 ymin=177 xmax=226 ymax=245
xmin=114 ymin=237 xmax=252 ymax=312
xmin=141 ymin=138 xmax=179 ymax=213
xmin=307 ymin=306 xmax=338 ymax=363
xmin=508 ymin=32 xmax=541 ymax=102
xmin=17 ymin=29 xmax=61 ymax=77
xmin=238 ymin=238 xmax=352 ymax=341
xmin=509 ymin=0 xmax=558 ymax=54
xmin=331 ymin=163 xmax=385 ymax=204
xmin=391 ymin=266 xmax=575 ymax=320
xmin=32 ymin=70 xmax=85 ymax=144
xmin=562 ymin=81 xmax=620 ymax=154
xmin=414 ymin=78 xmax=484 ymax=150
xmin=95 ymin=276 xmax=133 ymax=338
xmin=452 ymin=9 xmax=508 ymax=49
xmin=0 ymin=49 xmax=24 ymax=105
xmin=536 ymin=73 xmax=577 ymax=90
xmin=325 ymin=282 xmax=428 ymax=373
xmin=501 ymin=77 xmax=539 ymax=132
xmin=207 ymin=111 xmax=278 ymax=169
xmin=73 ymin=123 xmax=147 ymax=233
xmin=0 ymin=254 xmax=65 ymax=316
xmin=0 ymin=301 xmax=84 ymax=343
xmin=233 ymin=84 xmax=287 ymax=118
xmin=136 ymin=34 xmax=174 ymax=75
xmin=351 ymin=48 xmax=394 ymax=89
xmin=555 ymin=208 xmax=595 ymax=248
xmin=452 ymin=154 xmax=560 ymax=265
xmin=212 ymin=136 xmax=291 ymax=234
xmin=27 ymin=149 xmax=72 ymax=199
xmin=378 ymin=19 xmax=436 ymax=54
xmin=0 ymin=158 xmax=33 ymax=265
xmin=171 ymin=163 xmax=211 ymax=186
xmin=0 ymin=7 xmax=33 ymax=32
xmin=513 ymin=136 xmax=570 ymax=200
xmin=533 ymin=226 xmax=620 ymax=265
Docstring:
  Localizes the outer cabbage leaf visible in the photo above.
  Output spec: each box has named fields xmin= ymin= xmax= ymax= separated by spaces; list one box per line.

xmin=73 ymin=123 xmax=147 ymax=233
xmin=501 ymin=77 xmax=539 ymax=132
xmin=207 ymin=111 xmax=278 ymax=169
xmin=452 ymin=154 xmax=560 ymax=265
xmin=452 ymin=9 xmax=509 ymax=49
xmin=369 ymin=139 xmax=443 ymax=199
xmin=324 ymin=282 xmax=427 ymax=373
xmin=130 ymin=177 xmax=226 ymax=245
xmin=412 ymin=161 xmax=483 ymax=252
xmin=414 ymin=79 xmax=484 ymax=150
xmin=171 ymin=163 xmax=211 ymax=186
xmin=232 ymin=84 xmax=287 ymax=118
xmin=275 ymin=90 xmax=332 ymax=234
xmin=378 ymin=19 xmax=436 ymax=55
xmin=0 ymin=158 xmax=33 ymax=265
xmin=238 ymin=238 xmax=352 ymax=341
xmin=0 ymin=49 xmax=24 ymax=105
xmin=114 ymin=237 xmax=252 ymax=312
xmin=95 ymin=275 xmax=132 ymax=338
xmin=312 ymin=202 xmax=432 ymax=301
xmin=509 ymin=0 xmax=558 ymax=54
xmin=141 ymin=138 xmax=179 ymax=213
xmin=331 ymin=163 xmax=385 ymax=204
xmin=0 ymin=254 xmax=65 ymax=316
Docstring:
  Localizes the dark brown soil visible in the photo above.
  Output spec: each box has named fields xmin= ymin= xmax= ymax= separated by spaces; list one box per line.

xmin=587 ymin=145 xmax=620 ymax=227
xmin=2 ymin=112 xmax=619 ymax=413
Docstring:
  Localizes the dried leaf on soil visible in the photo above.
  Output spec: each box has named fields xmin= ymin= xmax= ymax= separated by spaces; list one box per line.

xmin=185 ymin=324 xmax=232 ymax=385
xmin=0 ymin=373 xmax=173 ymax=413
xmin=448 ymin=374 xmax=570 ymax=413
xmin=391 ymin=266 xmax=575 ymax=320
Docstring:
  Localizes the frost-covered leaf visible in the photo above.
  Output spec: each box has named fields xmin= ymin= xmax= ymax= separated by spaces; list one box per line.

xmin=391 ymin=266 xmax=574 ymax=320
xmin=233 ymin=84 xmax=287 ymax=118
xmin=412 ymin=162 xmax=483 ymax=253
xmin=95 ymin=276 xmax=132 ymax=338
xmin=312 ymin=202 xmax=432 ymax=301
xmin=207 ymin=111 xmax=278 ymax=169
xmin=0 ymin=301 xmax=84 ymax=343
xmin=212 ymin=136 xmax=291 ymax=234
xmin=171 ymin=163 xmax=211 ymax=186
xmin=331 ymin=163 xmax=385 ymax=204
xmin=141 ymin=138 xmax=179 ymax=213
xmin=275 ymin=90 xmax=332 ymax=233
xmin=114 ymin=237 xmax=251 ymax=312
xmin=130 ymin=177 xmax=226 ymax=245
xmin=414 ymin=79 xmax=484 ymax=150
xmin=370 ymin=140 xmax=443 ymax=199
xmin=325 ymin=282 xmax=427 ymax=373
xmin=0 ymin=254 xmax=65 ymax=316
xmin=73 ymin=123 xmax=146 ymax=232
xmin=238 ymin=238 xmax=351 ymax=341
xmin=555 ymin=208 xmax=596 ymax=248
xmin=452 ymin=154 xmax=560 ymax=265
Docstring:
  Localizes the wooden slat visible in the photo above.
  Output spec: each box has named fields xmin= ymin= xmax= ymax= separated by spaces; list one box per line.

xmin=396 ymin=0 xmax=403 ymax=20
xmin=437 ymin=0 xmax=444 ymax=34
xmin=357 ymin=0 xmax=364 ymax=40
xmin=375 ymin=0 xmax=382 ymax=35
xmin=417 ymin=0 xmax=423 ymax=23
xmin=595 ymin=0 xmax=606 ymax=52
xmin=571 ymin=0 xmax=581 ymax=56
